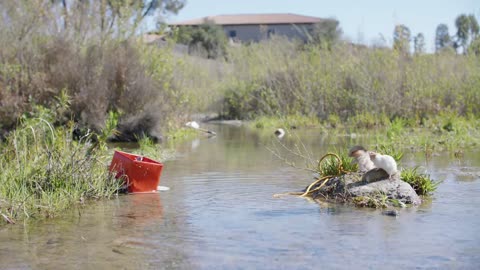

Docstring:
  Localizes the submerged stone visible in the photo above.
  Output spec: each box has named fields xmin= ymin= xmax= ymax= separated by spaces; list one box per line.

xmin=382 ymin=209 xmax=400 ymax=216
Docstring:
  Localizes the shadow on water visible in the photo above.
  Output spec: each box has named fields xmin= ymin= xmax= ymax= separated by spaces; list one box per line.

xmin=1 ymin=123 xmax=480 ymax=269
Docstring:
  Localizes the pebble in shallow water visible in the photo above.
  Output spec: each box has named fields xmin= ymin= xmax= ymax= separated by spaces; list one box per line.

xmin=382 ymin=209 xmax=399 ymax=217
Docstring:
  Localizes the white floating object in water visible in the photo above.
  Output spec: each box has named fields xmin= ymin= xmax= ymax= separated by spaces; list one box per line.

xmin=186 ymin=121 xmax=217 ymax=135
xmin=274 ymin=128 xmax=285 ymax=138
xmin=156 ymin=186 xmax=170 ymax=191
xmin=186 ymin=121 xmax=200 ymax=129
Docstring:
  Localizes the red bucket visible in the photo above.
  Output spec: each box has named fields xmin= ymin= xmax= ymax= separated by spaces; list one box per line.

xmin=109 ymin=150 xmax=164 ymax=193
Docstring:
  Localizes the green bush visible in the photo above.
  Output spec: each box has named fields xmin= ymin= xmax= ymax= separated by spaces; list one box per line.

xmin=174 ymin=22 xmax=228 ymax=59
xmin=219 ymin=40 xmax=480 ymax=122
xmin=0 ymin=1 xmax=191 ymax=141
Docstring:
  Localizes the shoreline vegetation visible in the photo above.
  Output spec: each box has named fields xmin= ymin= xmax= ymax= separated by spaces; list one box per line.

xmin=1 ymin=2 xmax=479 ymax=223
xmin=248 ymin=112 xmax=479 ymax=156
xmin=0 ymin=106 xmax=173 ymax=224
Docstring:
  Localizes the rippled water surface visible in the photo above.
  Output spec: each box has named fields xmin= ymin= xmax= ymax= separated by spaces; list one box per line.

xmin=1 ymin=124 xmax=479 ymax=269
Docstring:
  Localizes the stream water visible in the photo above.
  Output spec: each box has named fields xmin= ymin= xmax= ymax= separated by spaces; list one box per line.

xmin=1 ymin=124 xmax=479 ymax=269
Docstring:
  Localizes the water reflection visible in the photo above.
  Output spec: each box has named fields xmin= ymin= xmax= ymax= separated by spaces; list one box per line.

xmin=114 ymin=193 xmax=164 ymax=229
xmin=191 ymin=138 xmax=200 ymax=150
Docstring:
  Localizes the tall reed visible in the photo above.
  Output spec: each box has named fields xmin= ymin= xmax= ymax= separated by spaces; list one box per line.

xmin=0 ymin=117 xmax=121 ymax=223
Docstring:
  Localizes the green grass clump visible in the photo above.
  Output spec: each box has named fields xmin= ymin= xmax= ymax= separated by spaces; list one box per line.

xmin=317 ymin=151 xmax=357 ymax=177
xmin=401 ymin=167 xmax=440 ymax=195
xmin=134 ymin=136 xmax=174 ymax=162
xmin=352 ymin=195 xmax=389 ymax=208
xmin=0 ymin=119 xmax=122 ymax=224
xmin=375 ymin=144 xmax=404 ymax=163
xmin=352 ymin=195 xmax=407 ymax=209
xmin=251 ymin=115 xmax=320 ymax=129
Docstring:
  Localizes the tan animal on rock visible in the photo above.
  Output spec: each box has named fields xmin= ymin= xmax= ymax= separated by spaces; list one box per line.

xmin=348 ymin=145 xmax=376 ymax=173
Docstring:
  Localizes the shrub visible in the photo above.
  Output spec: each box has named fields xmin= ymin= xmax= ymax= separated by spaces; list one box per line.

xmin=0 ymin=1 xmax=190 ymax=141
xmin=219 ymin=40 xmax=480 ymax=122
xmin=174 ymin=22 xmax=228 ymax=59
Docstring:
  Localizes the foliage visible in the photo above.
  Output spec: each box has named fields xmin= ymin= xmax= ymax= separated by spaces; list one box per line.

xmin=307 ymin=19 xmax=342 ymax=49
xmin=47 ymin=0 xmax=184 ymax=35
xmin=219 ymin=39 xmax=480 ymax=123
xmin=375 ymin=144 xmax=404 ymax=164
xmin=454 ymin=14 xmax=479 ymax=53
xmin=0 ymin=104 xmax=176 ymax=224
xmin=0 ymin=117 xmax=121 ymax=223
xmin=0 ymin=0 xmax=192 ymax=141
xmin=401 ymin=167 xmax=440 ymax=195
xmin=413 ymin=33 xmax=426 ymax=54
xmin=385 ymin=117 xmax=407 ymax=140
xmin=468 ymin=36 xmax=480 ymax=55
xmin=393 ymin=24 xmax=411 ymax=54
xmin=435 ymin=24 xmax=452 ymax=52
xmin=98 ymin=111 xmax=120 ymax=148
xmin=174 ymin=22 xmax=228 ymax=59
xmin=316 ymin=152 xmax=357 ymax=177
xmin=346 ymin=112 xmax=390 ymax=129
xmin=352 ymin=195 xmax=388 ymax=208
xmin=251 ymin=115 xmax=320 ymax=129
xmin=134 ymin=136 xmax=174 ymax=162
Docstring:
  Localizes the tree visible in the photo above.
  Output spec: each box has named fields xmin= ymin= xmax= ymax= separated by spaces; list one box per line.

xmin=468 ymin=14 xmax=480 ymax=39
xmin=468 ymin=37 xmax=480 ymax=55
xmin=174 ymin=22 xmax=228 ymax=59
xmin=393 ymin=24 xmax=411 ymax=54
xmin=48 ymin=0 xmax=185 ymax=35
xmin=454 ymin=14 xmax=479 ymax=53
xmin=107 ymin=0 xmax=185 ymax=27
xmin=49 ymin=0 xmax=68 ymax=29
xmin=413 ymin=33 xmax=426 ymax=54
xmin=309 ymin=19 xmax=342 ymax=49
xmin=435 ymin=24 xmax=451 ymax=52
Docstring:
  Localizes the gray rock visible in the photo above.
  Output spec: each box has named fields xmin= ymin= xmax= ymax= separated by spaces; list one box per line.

xmin=348 ymin=179 xmax=421 ymax=205
xmin=382 ymin=210 xmax=399 ymax=216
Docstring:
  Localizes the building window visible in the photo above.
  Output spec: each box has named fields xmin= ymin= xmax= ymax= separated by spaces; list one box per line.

xmin=229 ymin=30 xmax=237 ymax=38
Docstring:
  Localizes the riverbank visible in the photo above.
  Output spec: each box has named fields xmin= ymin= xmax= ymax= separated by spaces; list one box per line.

xmin=0 ymin=116 xmax=177 ymax=225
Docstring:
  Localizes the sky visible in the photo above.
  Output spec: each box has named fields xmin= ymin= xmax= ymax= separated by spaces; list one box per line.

xmin=164 ymin=0 xmax=479 ymax=52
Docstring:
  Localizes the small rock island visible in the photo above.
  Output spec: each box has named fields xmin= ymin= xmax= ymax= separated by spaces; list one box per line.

xmin=308 ymin=168 xmax=421 ymax=208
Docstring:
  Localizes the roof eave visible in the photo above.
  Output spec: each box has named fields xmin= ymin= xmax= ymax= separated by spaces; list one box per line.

xmin=170 ymin=22 xmax=322 ymax=26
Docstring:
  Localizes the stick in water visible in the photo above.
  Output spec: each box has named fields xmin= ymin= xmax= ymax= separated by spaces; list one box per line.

xmin=186 ymin=121 xmax=216 ymax=135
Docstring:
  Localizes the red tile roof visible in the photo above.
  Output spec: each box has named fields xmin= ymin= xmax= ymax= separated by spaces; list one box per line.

xmin=170 ymin=13 xmax=325 ymax=26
